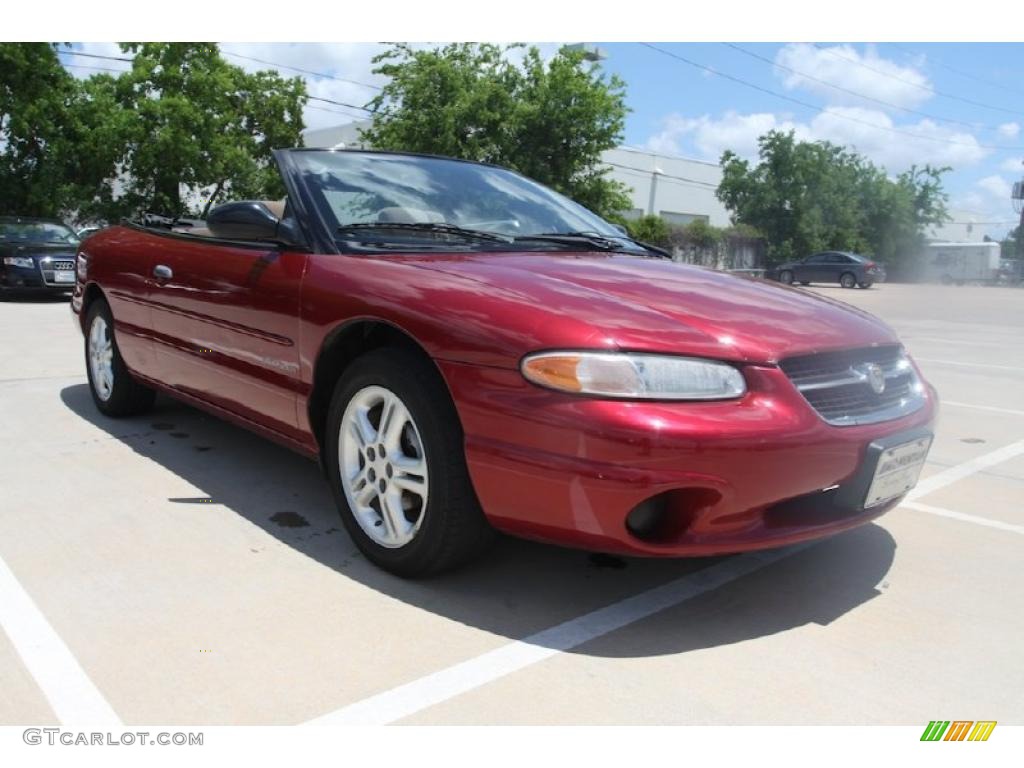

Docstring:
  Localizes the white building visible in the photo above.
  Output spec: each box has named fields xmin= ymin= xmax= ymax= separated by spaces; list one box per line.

xmin=300 ymin=123 xmax=733 ymax=227
xmin=602 ymin=146 xmax=731 ymax=227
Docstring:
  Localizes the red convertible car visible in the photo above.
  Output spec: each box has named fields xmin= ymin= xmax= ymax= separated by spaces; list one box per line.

xmin=72 ymin=149 xmax=936 ymax=576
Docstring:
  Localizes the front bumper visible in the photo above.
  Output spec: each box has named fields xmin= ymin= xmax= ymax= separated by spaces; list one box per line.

xmin=0 ymin=263 xmax=74 ymax=292
xmin=440 ymin=360 xmax=936 ymax=556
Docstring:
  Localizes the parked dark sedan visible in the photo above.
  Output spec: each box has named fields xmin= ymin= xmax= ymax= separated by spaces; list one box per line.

xmin=771 ymin=251 xmax=884 ymax=289
xmin=0 ymin=217 xmax=81 ymax=294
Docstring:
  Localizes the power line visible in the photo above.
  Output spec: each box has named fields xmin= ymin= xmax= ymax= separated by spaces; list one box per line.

xmin=639 ymin=43 xmax=1024 ymax=152
xmin=61 ymin=62 xmax=126 ymax=74
xmin=725 ymin=43 xmax=1004 ymax=132
xmin=813 ymin=43 xmax=1024 ymax=118
xmin=220 ymin=50 xmax=383 ymax=92
xmin=56 ymin=47 xmax=384 ymax=101
xmin=606 ymin=161 xmax=720 ymax=190
xmin=886 ymin=42 xmax=1024 ymax=101
xmin=56 ymin=49 xmax=133 ymax=63
xmin=306 ymin=104 xmax=368 ymax=120
xmin=307 ymin=95 xmax=373 ymax=114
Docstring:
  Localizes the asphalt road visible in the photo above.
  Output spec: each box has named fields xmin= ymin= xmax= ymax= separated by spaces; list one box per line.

xmin=0 ymin=282 xmax=1021 ymax=725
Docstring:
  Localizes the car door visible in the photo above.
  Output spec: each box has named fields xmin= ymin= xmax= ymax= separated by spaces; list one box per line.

xmin=828 ymin=253 xmax=855 ymax=282
xmin=797 ymin=253 xmax=827 ymax=283
xmin=148 ymin=230 xmax=308 ymax=443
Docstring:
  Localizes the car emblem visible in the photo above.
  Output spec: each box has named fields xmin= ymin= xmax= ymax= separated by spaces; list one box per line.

xmin=861 ymin=363 xmax=886 ymax=394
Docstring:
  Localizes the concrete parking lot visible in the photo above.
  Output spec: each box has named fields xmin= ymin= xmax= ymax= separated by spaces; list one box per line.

xmin=1 ymin=282 xmax=1022 ymax=725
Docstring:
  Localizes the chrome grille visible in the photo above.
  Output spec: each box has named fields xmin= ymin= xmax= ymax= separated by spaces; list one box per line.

xmin=780 ymin=345 xmax=926 ymax=426
xmin=38 ymin=258 xmax=76 ymax=286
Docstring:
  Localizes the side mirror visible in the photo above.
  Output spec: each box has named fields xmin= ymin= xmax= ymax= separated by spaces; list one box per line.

xmin=207 ymin=202 xmax=300 ymax=245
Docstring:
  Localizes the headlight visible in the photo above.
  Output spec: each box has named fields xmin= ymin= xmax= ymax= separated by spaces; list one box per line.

xmin=3 ymin=256 xmax=35 ymax=269
xmin=521 ymin=351 xmax=747 ymax=400
xmin=76 ymin=253 xmax=88 ymax=280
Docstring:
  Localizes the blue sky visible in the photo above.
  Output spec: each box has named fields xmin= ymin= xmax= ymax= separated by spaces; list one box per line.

xmin=64 ymin=42 xmax=1024 ymax=238
xmin=601 ymin=42 xmax=1023 ymax=238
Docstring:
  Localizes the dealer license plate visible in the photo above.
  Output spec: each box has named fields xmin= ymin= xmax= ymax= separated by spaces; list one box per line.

xmin=864 ymin=435 xmax=932 ymax=508
xmin=53 ymin=270 xmax=75 ymax=284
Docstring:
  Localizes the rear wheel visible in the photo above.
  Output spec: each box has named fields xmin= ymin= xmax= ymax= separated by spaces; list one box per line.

xmin=325 ymin=347 xmax=494 ymax=577
xmin=84 ymin=299 xmax=156 ymax=417
xmin=779 ymin=269 xmax=794 ymax=284
xmin=840 ymin=272 xmax=857 ymax=289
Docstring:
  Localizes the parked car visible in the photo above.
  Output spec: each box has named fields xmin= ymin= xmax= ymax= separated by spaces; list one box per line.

xmin=771 ymin=251 xmax=884 ymax=288
xmin=1 ymin=217 xmax=81 ymax=295
xmin=72 ymin=149 xmax=936 ymax=577
xmin=77 ymin=225 xmax=104 ymax=240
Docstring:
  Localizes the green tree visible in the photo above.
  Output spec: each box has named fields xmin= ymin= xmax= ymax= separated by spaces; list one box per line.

xmin=361 ymin=43 xmax=631 ymax=218
xmin=0 ymin=43 xmax=101 ymax=217
xmin=717 ymin=130 xmax=949 ymax=267
xmin=106 ymin=43 xmax=307 ymax=218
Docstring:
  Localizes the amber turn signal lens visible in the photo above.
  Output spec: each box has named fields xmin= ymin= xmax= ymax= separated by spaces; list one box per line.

xmin=521 ymin=354 xmax=583 ymax=392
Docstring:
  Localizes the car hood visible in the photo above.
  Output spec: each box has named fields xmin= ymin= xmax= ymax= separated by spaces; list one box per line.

xmin=404 ymin=251 xmax=898 ymax=364
xmin=0 ymin=242 xmax=78 ymax=260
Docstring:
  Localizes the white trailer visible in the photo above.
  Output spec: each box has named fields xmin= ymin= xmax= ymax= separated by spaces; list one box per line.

xmin=918 ymin=242 xmax=1001 ymax=285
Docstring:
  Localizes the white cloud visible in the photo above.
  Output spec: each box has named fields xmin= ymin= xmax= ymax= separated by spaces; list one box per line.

xmin=975 ymin=174 xmax=1012 ymax=200
xmin=774 ymin=43 xmax=932 ymax=110
xmin=1001 ymin=157 xmax=1024 ymax=173
xmin=644 ymin=111 xmax=802 ymax=160
xmin=997 ymin=122 xmax=1021 ymax=138
xmin=644 ymin=106 xmax=989 ymax=171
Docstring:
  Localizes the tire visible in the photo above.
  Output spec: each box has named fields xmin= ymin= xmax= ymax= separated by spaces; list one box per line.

xmin=941 ymin=274 xmax=954 ymax=286
xmin=840 ymin=272 xmax=857 ymax=289
xmin=779 ymin=270 xmax=794 ymax=285
xmin=84 ymin=299 xmax=156 ymax=417
xmin=798 ymin=281 xmax=810 ymax=286
xmin=857 ymin=281 xmax=873 ymax=289
xmin=324 ymin=347 xmax=494 ymax=577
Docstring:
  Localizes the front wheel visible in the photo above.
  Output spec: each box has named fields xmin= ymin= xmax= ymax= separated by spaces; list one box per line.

xmin=840 ymin=272 xmax=857 ymax=289
xmin=325 ymin=347 xmax=494 ymax=577
xmin=779 ymin=270 xmax=794 ymax=285
xmin=84 ymin=299 xmax=156 ymax=417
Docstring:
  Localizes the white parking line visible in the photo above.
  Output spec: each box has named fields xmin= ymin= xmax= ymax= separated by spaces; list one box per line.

xmin=914 ymin=357 xmax=1024 ymax=373
xmin=0 ymin=555 xmax=121 ymax=726
xmin=306 ymin=543 xmax=812 ymax=725
xmin=942 ymin=400 xmax=1024 ymax=418
xmin=908 ymin=439 xmax=1024 ymax=501
xmin=902 ymin=501 xmax=1024 ymax=535
xmin=308 ymin=438 xmax=1024 ymax=726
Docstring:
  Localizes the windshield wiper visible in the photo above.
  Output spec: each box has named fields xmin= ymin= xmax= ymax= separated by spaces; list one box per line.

xmin=515 ymin=231 xmax=672 ymax=259
xmin=336 ymin=222 xmax=513 ymax=244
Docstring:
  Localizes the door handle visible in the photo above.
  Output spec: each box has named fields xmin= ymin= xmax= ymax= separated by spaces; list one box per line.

xmin=153 ymin=264 xmax=173 ymax=280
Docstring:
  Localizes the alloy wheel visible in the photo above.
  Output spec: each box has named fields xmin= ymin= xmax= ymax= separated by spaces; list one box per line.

xmin=88 ymin=315 xmax=114 ymax=401
xmin=338 ymin=385 xmax=429 ymax=548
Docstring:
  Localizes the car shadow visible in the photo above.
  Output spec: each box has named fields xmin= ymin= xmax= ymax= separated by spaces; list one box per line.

xmin=59 ymin=383 xmax=897 ymax=659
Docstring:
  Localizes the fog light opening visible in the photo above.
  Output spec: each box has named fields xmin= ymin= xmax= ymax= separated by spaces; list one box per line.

xmin=625 ymin=488 xmax=721 ymax=543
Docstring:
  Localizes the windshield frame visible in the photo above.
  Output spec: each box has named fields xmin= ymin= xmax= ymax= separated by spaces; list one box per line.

xmin=276 ymin=148 xmax=644 ymax=256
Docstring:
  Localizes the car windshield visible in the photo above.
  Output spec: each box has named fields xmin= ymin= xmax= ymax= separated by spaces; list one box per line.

xmin=290 ymin=150 xmax=641 ymax=251
xmin=0 ymin=221 xmax=80 ymax=245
